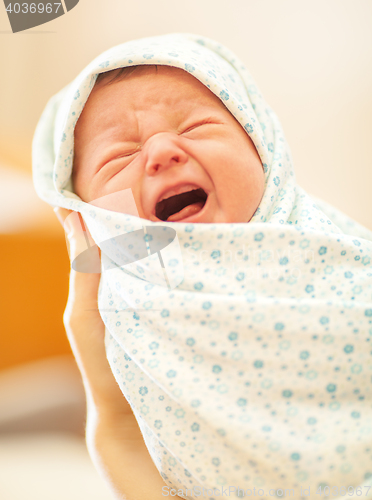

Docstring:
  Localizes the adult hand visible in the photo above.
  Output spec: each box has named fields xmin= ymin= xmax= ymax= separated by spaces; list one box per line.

xmin=54 ymin=207 xmax=182 ymax=500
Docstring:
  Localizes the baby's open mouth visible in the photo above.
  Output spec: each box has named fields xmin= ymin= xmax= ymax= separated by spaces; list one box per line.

xmin=155 ymin=188 xmax=208 ymax=222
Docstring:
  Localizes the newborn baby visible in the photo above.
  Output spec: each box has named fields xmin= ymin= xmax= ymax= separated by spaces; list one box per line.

xmin=33 ymin=33 xmax=372 ymax=500
xmin=72 ymin=65 xmax=265 ymax=224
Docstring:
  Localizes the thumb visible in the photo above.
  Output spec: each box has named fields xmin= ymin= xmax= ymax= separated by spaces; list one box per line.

xmin=54 ymin=207 xmax=101 ymax=274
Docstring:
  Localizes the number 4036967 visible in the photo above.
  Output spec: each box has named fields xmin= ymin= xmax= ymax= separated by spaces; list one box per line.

xmin=6 ymin=3 xmax=62 ymax=14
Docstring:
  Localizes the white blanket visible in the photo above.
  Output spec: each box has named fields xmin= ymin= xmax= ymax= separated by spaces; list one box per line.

xmin=33 ymin=33 xmax=372 ymax=499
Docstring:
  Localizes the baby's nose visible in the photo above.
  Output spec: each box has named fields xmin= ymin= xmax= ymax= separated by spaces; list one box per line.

xmin=144 ymin=133 xmax=188 ymax=175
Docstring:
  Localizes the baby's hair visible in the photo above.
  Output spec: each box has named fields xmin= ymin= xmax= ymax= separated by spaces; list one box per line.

xmin=95 ymin=65 xmax=159 ymax=86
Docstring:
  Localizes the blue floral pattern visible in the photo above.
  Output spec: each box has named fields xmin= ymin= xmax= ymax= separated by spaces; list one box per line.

xmin=33 ymin=33 xmax=372 ymax=499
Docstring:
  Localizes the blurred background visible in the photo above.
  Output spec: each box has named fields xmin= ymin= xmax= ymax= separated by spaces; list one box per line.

xmin=0 ymin=0 xmax=371 ymax=498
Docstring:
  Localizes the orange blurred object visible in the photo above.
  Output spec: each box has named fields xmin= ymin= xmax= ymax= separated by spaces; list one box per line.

xmin=0 ymin=233 xmax=71 ymax=370
xmin=0 ymin=156 xmax=72 ymax=371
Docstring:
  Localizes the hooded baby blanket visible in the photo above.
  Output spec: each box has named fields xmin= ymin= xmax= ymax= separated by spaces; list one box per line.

xmin=33 ymin=34 xmax=372 ymax=499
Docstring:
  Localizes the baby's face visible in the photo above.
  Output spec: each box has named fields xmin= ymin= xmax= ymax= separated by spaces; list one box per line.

xmin=73 ymin=66 xmax=265 ymax=223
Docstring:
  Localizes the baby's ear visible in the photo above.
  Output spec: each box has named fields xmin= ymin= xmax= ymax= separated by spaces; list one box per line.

xmin=89 ymin=189 xmax=140 ymax=217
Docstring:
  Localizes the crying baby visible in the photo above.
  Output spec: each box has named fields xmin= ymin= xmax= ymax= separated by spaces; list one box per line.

xmin=71 ymin=65 xmax=265 ymax=223
xmin=33 ymin=33 xmax=372 ymax=499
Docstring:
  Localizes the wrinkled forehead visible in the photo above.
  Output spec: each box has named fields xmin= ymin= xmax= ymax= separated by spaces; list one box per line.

xmin=93 ymin=64 xmax=228 ymax=104
xmin=52 ymin=35 xmax=271 ymax=193
xmin=76 ymin=64 xmax=236 ymax=131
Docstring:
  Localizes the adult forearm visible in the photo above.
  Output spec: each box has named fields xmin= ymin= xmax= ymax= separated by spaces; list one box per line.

xmin=86 ymin=403 xmax=183 ymax=500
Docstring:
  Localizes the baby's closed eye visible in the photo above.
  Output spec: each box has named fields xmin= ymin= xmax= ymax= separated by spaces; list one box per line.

xmin=180 ymin=118 xmax=223 ymax=135
xmin=114 ymin=147 xmax=141 ymax=159
xmin=102 ymin=147 xmax=141 ymax=167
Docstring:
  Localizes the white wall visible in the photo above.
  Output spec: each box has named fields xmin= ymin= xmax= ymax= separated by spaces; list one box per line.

xmin=0 ymin=0 xmax=371 ymax=229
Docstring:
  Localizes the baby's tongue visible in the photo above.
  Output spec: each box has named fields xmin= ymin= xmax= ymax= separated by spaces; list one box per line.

xmin=167 ymin=201 xmax=204 ymax=222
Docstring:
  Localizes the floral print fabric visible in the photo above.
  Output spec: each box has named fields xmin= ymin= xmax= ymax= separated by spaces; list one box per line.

xmin=33 ymin=33 xmax=372 ymax=499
